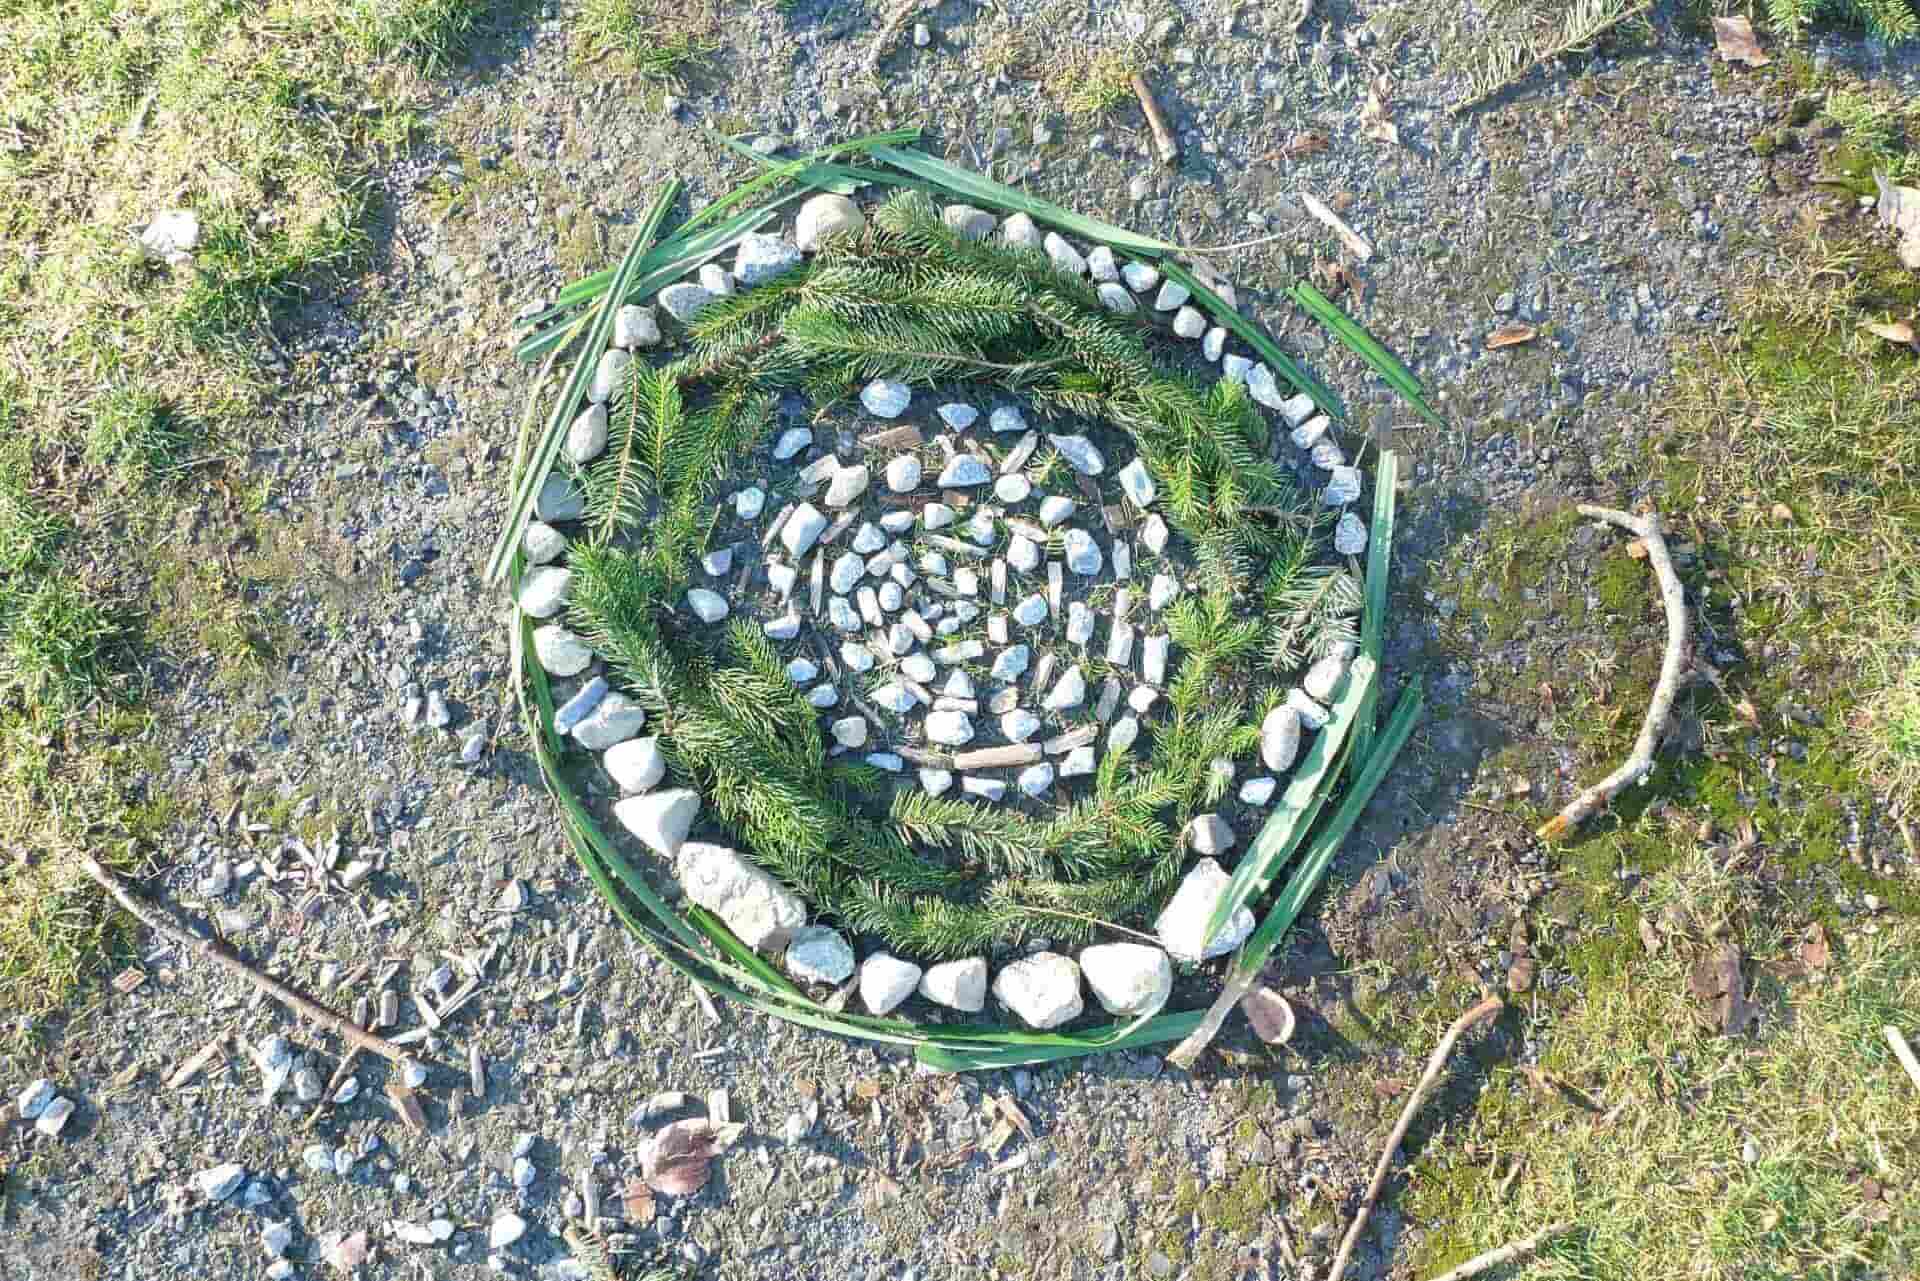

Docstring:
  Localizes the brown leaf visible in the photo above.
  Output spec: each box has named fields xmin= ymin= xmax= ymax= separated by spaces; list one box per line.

xmin=622 ymin=1177 xmax=657 ymax=1225
xmin=1371 ymin=1077 xmax=1405 ymax=1099
xmin=994 ymin=1094 xmax=1035 ymax=1141
xmin=1359 ymin=88 xmax=1399 ymax=145
xmin=1862 ymin=320 xmax=1916 ymax=344
xmin=1689 ymin=942 xmax=1756 ymax=1036
xmin=1240 ymin=986 xmax=1297 ymax=1045
xmin=386 ymin=1081 xmax=427 ymax=1134
xmin=1712 ymin=16 xmax=1770 ymax=66
xmin=1770 ymin=502 xmax=1793 ymax=523
xmin=852 ymin=1078 xmax=884 ymax=1101
xmin=111 ymin=967 xmax=147 ymax=993
xmin=1486 ymin=324 xmax=1538 ymax=350
xmin=322 ymin=1231 xmax=368 ymax=1273
xmin=641 ymin=1118 xmax=720 ymax=1197
xmin=1626 ymin=538 xmax=1649 ymax=560
xmin=1278 ymin=131 xmax=1329 ymax=160
xmin=1733 ymin=698 xmax=1761 ymax=728
xmin=1637 ymin=916 xmax=1661 ymax=955
xmin=1799 ymin=922 xmax=1831 ymax=972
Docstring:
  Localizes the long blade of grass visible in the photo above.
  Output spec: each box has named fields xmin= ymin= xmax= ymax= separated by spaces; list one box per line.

xmin=1204 ymin=657 xmax=1377 ymax=943
xmin=915 ymin=1010 xmax=1206 ymax=1072
xmin=1159 ymin=260 xmax=1344 ymax=422
xmin=1229 ymin=677 xmax=1425 ymax=980
xmin=1352 ymin=451 xmax=1398 ymax=760
xmin=486 ymin=186 xmax=676 ymax=584
xmin=868 ymin=144 xmax=1179 ymax=257
xmin=1288 ymin=281 xmax=1446 ymax=428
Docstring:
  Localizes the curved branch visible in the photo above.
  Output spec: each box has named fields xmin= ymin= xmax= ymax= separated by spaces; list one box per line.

xmin=1536 ymin=503 xmax=1690 ymax=842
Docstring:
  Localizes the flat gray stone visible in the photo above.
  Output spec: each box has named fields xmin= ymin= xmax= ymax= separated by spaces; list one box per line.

xmin=1186 ymin=813 xmax=1234 ymax=856
xmin=1017 ymin=762 xmax=1054 ymax=797
xmin=991 ymin=645 xmax=1031 ymax=683
xmin=860 ymin=379 xmax=912 ymax=418
xmin=942 ymin=204 xmax=996 ymax=240
xmin=1118 ymin=457 xmax=1156 ymax=507
xmin=785 ymin=925 xmax=856 ymax=984
xmin=1043 ymin=665 xmax=1086 ymax=711
xmin=773 ymin=427 xmax=812 ymax=461
xmin=573 ymin=692 xmax=646 ymax=750
xmin=535 ymin=474 xmax=586 ymax=522
xmin=1087 ymin=245 xmax=1119 ymax=281
xmin=1172 ymin=305 xmax=1207 ymax=338
xmin=658 ymin=282 xmax=714 ymax=324
xmin=1048 ymin=434 xmax=1105 ymax=476
xmin=1122 ymin=261 xmax=1160 ymax=292
xmin=1097 ymin=282 xmax=1137 ymax=314
xmin=614 ymin=304 xmax=660 ymax=349
xmin=1037 ymin=495 xmax=1075 ymax=527
xmin=517 ymin=567 xmax=572 ymax=620
xmin=1323 ymin=466 xmax=1363 ymax=506
xmin=938 ymin=403 xmax=979 ymax=429
xmin=685 ymin=588 xmax=729 ymax=623
xmin=925 ymin=709 xmax=975 ymax=746
xmin=937 ymin=455 xmax=991 ymax=487
xmin=782 ymin=502 xmax=829 ymax=558
xmin=989 ymin=406 xmax=1028 ymax=434
xmin=1000 ymin=708 xmax=1041 ymax=741
xmin=532 ymin=625 xmax=592 ymax=677
xmin=825 ymin=463 xmax=871 ymax=508
xmin=1063 ymin=529 xmax=1103 ymax=576
xmin=566 ymin=403 xmax=608 ymax=464
xmin=588 ymin=348 xmax=631 ymax=404
xmin=1043 ymin=232 xmax=1087 ymax=276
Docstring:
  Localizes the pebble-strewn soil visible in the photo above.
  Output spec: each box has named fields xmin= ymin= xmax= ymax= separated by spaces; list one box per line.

xmin=6 ymin=4 xmax=1918 ymax=1280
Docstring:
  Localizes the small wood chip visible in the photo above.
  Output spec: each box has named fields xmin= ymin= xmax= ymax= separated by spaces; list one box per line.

xmin=953 ymin=744 xmax=1043 ymax=770
xmin=1043 ymin=726 xmax=1095 ymax=755
xmin=112 ymin=967 xmax=147 ymax=994
xmin=994 ymin=1094 xmax=1035 ymax=1140
xmin=468 ymin=1044 xmax=486 ymax=1099
xmin=387 ymin=1080 xmax=428 ymax=1133
xmin=708 ymin=1088 xmax=732 ymax=1125
xmin=1486 ymin=324 xmax=1538 ymax=350
xmin=168 ymin=1036 xmax=228 ymax=1089
xmin=861 ymin=424 xmax=924 ymax=449
xmin=1001 ymin=431 xmax=1039 ymax=474
xmin=1301 ymin=189 xmax=1374 ymax=261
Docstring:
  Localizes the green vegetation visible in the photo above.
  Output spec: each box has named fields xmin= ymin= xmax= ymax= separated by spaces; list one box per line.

xmin=574 ymin=0 xmax=720 ymax=78
xmin=1767 ymin=0 xmax=1920 ymax=43
xmin=0 ymin=0 xmax=488 ymax=1022
xmin=1050 ymin=47 xmax=1139 ymax=120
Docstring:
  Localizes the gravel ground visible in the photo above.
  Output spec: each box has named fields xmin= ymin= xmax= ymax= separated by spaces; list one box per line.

xmin=6 ymin=3 xmax=1919 ymax=1280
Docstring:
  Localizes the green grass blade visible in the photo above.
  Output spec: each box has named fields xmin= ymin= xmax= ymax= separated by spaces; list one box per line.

xmin=486 ymin=187 xmax=676 ymax=584
xmin=1230 ymin=677 xmax=1425 ymax=979
xmin=1204 ymin=657 xmax=1377 ymax=943
xmin=915 ymin=1010 xmax=1205 ymax=1072
xmin=1158 ymin=261 xmax=1344 ymax=423
xmin=1288 ymin=281 xmax=1446 ymax=428
xmin=1352 ymin=451 xmax=1398 ymax=760
xmin=867 ymin=144 xmax=1178 ymax=257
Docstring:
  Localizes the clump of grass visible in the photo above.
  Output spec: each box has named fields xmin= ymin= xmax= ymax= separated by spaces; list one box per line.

xmin=0 ymin=469 xmax=66 ymax=578
xmin=84 ymin=388 xmax=196 ymax=479
xmin=346 ymin=0 xmax=491 ymax=72
xmin=1050 ymin=47 xmax=1140 ymax=120
xmin=1857 ymin=645 xmax=1920 ymax=810
xmin=574 ymin=0 xmax=719 ymax=79
xmin=0 ymin=578 xmax=127 ymax=718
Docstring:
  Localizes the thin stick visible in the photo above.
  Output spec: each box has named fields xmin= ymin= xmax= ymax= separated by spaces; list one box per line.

xmin=1536 ymin=505 xmax=1689 ymax=841
xmin=1166 ymin=968 xmax=1256 ymax=1071
xmin=1886 ymin=1026 xmax=1920 ymax=1095
xmin=1329 ymin=996 xmax=1504 ymax=1281
xmin=865 ymin=0 xmax=929 ymax=74
xmin=1422 ymin=1222 xmax=1575 ymax=1281
xmin=300 ymin=1049 xmax=362 ymax=1134
xmin=81 ymin=857 xmax=416 ymax=1067
xmin=1131 ymin=73 xmax=1179 ymax=165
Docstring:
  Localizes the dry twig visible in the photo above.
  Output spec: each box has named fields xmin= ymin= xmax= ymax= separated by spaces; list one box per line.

xmin=1536 ymin=505 xmax=1689 ymax=842
xmin=1421 ymin=1222 xmax=1575 ymax=1281
xmin=865 ymin=0 xmax=930 ymax=75
xmin=81 ymin=857 xmax=417 ymax=1067
xmin=1329 ymin=996 xmax=1504 ymax=1281
xmin=1131 ymin=73 xmax=1179 ymax=165
xmin=1886 ymin=1025 xmax=1920 ymax=1095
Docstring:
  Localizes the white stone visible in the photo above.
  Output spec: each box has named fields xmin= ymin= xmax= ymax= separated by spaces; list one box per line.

xmin=884 ymin=455 xmax=922 ymax=492
xmin=878 ymin=581 xmax=905 ymax=611
xmin=923 ymin=502 xmax=957 ymax=531
xmin=1016 ymin=762 xmax=1055 ymax=797
xmin=1304 ymin=654 xmax=1349 ymax=702
xmin=1066 ymin=601 xmax=1095 ymax=645
xmin=995 ymin=473 xmax=1032 ymax=504
xmin=994 ymin=953 xmax=1083 ymax=1029
xmin=991 ymin=645 xmax=1031 ymax=683
xmin=1006 ymin=534 xmax=1041 ymax=574
xmin=1156 ymin=858 xmax=1257 ymax=963
xmin=851 ymin=522 xmax=887 ymax=554
xmin=531 ymin=623 xmax=593 ymax=677
xmin=1261 ymin=706 xmax=1302 ymax=771
xmin=702 ymin=547 xmax=733 ymax=577
xmin=773 ymin=427 xmax=813 ymax=461
xmin=614 ymin=304 xmax=661 ymax=349
xmin=807 ymin=683 xmax=840 ymax=708
xmin=782 ymin=502 xmax=830 ymax=558
xmin=787 ymin=658 xmax=819 ymax=683
xmin=537 ymin=473 xmax=586 ymax=522
xmin=937 ymin=455 xmax=991 ymax=487
xmin=1118 ymin=457 xmax=1156 ymax=507
xmin=1097 ymin=282 xmax=1138 ymax=314
xmin=989 ymin=406 xmax=1028 ymax=435
xmin=604 ymin=737 xmax=666 ymax=793
xmin=831 ymin=716 xmax=868 ymax=748
xmin=1043 ymin=232 xmax=1088 ymax=276
xmin=962 ymin=776 xmax=1007 ymax=801
xmin=517 ymin=567 xmax=572 ymax=619
xmin=1129 ymin=685 xmax=1159 ymax=714
xmin=888 ymin=622 xmax=917 ymax=655
xmin=1222 ymin=354 xmax=1252 ymax=385
xmin=1311 ymin=437 xmax=1347 ymax=470
xmin=1172 ymin=305 xmax=1207 ymax=339
xmin=262 ymin=1221 xmax=293 ymax=1259
xmin=785 ymin=925 xmax=856 ymax=985
xmin=1186 ymin=813 xmax=1234 ymax=856
xmin=614 ymin=789 xmax=700 ymax=857
xmin=679 ymin=841 xmax=806 ymax=950
xmin=490 ymin=1213 xmax=527 ymax=1249
xmin=841 ymin=642 xmax=876 ymax=672
xmin=733 ymin=233 xmax=804 ymax=286
xmin=942 ymin=204 xmax=996 ymax=240
xmin=685 ymin=588 xmax=729 ymax=623
xmin=1001 ymin=212 xmax=1042 ymax=249
xmin=1140 ymin=514 xmax=1170 ymax=555
xmin=698 ymin=262 xmax=734 ymax=298
xmin=735 ymin=486 xmax=766 ymax=519
xmin=554 ymin=677 xmax=607 ymax=734
xmin=1282 ymin=395 xmax=1321 ymax=429
xmin=33 ymin=1095 xmax=73 ymax=1137
xmin=825 ymin=463 xmax=871 ymax=508
xmin=860 ymin=953 xmax=923 ymax=1014
xmin=566 ymin=403 xmax=608 ymax=463
xmin=828 ymin=596 xmax=860 ymax=632
xmin=1012 ymin=593 xmax=1048 ymax=626
xmin=1138 ymin=634 xmax=1167 ymax=686
xmin=16 ymin=1079 xmax=55 ymax=1120
xmin=1037 ymin=495 xmax=1076 ymax=527
xmin=796 ymin=193 xmax=865 ymax=250
xmin=830 ymin=552 xmax=863 ymax=595
xmin=1106 ymin=622 xmax=1134 ymax=666
xmin=966 ymin=510 xmax=996 ymax=547
xmin=196 ymin=1163 xmax=247 ymax=1202
xmin=861 ymin=379 xmax=912 ymax=418
xmin=1107 ymin=714 xmax=1140 ymax=754
xmin=1322 ymin=466 xmax=1362 ymax=506
xmin=919 ymin=768 xmax=954 ymax=796
xmin=1043 ymin=665 xmax=1086 ymax=711
xmin=657 ymin=282 xmax=715 ymax=324
xmin=1288 ymin=688 xmax=1331 ymax=729
xmin=1154 ymin=280 xmax=1190 ymax=311
xmin=901 ymin=653 xmax=937 ymax=682
xmin=918 ymin=958 xmax=988 ymax=1012
xmin=764 ymin=612 xmax=801 ymax=639
xmin=574 ymin=692 xmax=646 ymax=750
xmin=522 ymin=520 xmax=567 ymax=565
xmin=1203 ymin=326 xmax=1227 ymax=361
xmin=140 ymin=208 xmax=200 ymax=262
xmin=937 ymin=404 xmax=979 ymax=432
xmin=1239 ymin=776 xmax=1277 ymax=805
xmin=1086 ymin=245 xmax=1119 ymax=282
xmin=1063 ymin=529 xmax=1103 ymax=577
xmin=1001 ymin=708 xmax=1041 ymax=742
xmin=1079 ymin=943 xmax=1172 ymax=1016
xmin=1121 ymin=261 xmax=1161 ymax=292
xmin=1048 ymin=434 xmax=1105 ymax=476
xmin=1148 ymin=573 xmax=1178 ymax=611
xmin=1246 ymin=362 xmax=1288 ymax=411
xmin=925 ymin=710 xmax=975 ymax=746
xmin=1334 ymin=511 xmax=1368 ymax=555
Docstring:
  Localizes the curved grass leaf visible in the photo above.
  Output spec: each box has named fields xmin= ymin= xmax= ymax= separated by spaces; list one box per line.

xmin=1352 ymin=450 xmax=1398 ymax=761
xmin=1287 ymin=281 xmax=1445 ymax=428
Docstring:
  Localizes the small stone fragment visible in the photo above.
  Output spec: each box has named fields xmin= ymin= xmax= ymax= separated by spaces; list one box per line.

xmin=785 ymin=925 xmax=856 ymax=985
xmin=733 ymin=233 xmax=804 ymax=286
xmin=613 ymin=789 xmax=701 ymax=858
xmin=1148 ymin=573 xmax=1178 ymax=611
xmin=942 ymin=204 xmax=996 ymax=240
xmin=1334 ymin=511 xmax=1368 ymax=555
xmin=697 ymin=263 xmax=734 ymax=298
xmin=1063 ymin=529 xmax=1103 ymax=577
xmin=861 ymin=379 xmax=912 ymax=419
xmin=825 ymin=463 xmax=871 ymax=508
xmin=1140 ymin=514 xmax=1169 ymax=555
xmin=1043 ymin=665 xmax=1086 ymax=711
xmin=536 ymin=473 xmax=586 ymax=522
xmin=657 ymin=282 xmax=715 ymax=324
xmin=782 ymin=502 xmax=830 ymax=558
xmin=553 ymin=676 xmax=608 ymax=735
xmin=831 ymin=716 xmax=868 ymax=748
xmin=1097 ymin=282 xmax=1137 ymax=314
xmin=1288 ymin=688 xmax=1331 ymax=729
xmin=1107 ymin=714 xmax=1140 ymax=754
xmin=991 ymin=644 xmax=1031 ymax=683
xmin=1079 ymin=943 xmax=1172 ymax=1016
xmin=993 ymin=953 xmax=1084 ymax=1029
xmin=995 ymin=473 xmax=1032 ymax=504
xmin=1001 ymin=708 xmax=1041 ymax=742
xmin=1037 ymin=495 xmax=1075 ymax=528
xmin=605 ymin=737 xmax=666 ymax=793
xmin=884 ymin=454 xmax=922 ymax=493
xmin=1117 ymin=457 xmax=1156 ymax=508
xmin=1239 ymin=776 xmax=1277 ymax=805
xmin=860 ymin=953 xmax=923 ymax=1015
xmin=1203 ymin=326 xmax=1227 ymax=361
xmin=489 ymin=1213 xmax=527 ymax=1249
xmin=1186 ymin=813 xmax=1234 ymax=856
xmin=1155 ymin=858 xmax=1257 ymax=963
xmin=919 ymin=768 xmax=954 ymax=796
xmin=1122 ymin=261 xmax=1161 ymax=292
xmin=1245 ymin=362 xmax=1288 ymax=411
xmin=1261 ymin=706 xmax=1302 ymax=772
xmin=1172 ymin=305 xmax=1207 ymax=339
xmin=1304 ymin=654 xmax=1349 ymax=702
xmin=735 ymin=486 xmax=766 ymax=519
xmin=1042 ymin=232 xmax=1087 ymax=276
xmin=1017 ymin=762 xmax=1055 ymax=797
xmin=701 ymin=547 xmax=733 ymax=577
xmin=1279 ymin=393 xmax=1319 ymax=428
xmin=685 ymin=588 xmax=729 ymax=623
xmin=962 ymin=776 xmax=1007 ymax=801
xmin=1154 ymin=280 xmax=1190 ymax=311
xmin=1001 ymin=212 xmax=1042 ymax=249
xmin=1048 ymin=434 xmax=1105 ymax=476
xmin=196 ymin=1163 xmax=247 ymax=1202
xmin=16 ymin=1079 xmax=56 ymax=1120
xmin=1012 ymin=593 xmax=1048 ymax=626
xmin=937 ymin=455 xmax=992 ymax=487
xmin=517 ymin=566 xmax=572 ymax=619
xmin=925 ymin=709 xmax=976 ymax=746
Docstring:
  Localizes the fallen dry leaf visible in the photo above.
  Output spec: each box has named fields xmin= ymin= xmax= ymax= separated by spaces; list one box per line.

xmin=1638 ymin=916 xmax=1661 ymax=955
xmin=641 ymin=1118 xmax=720 ymax=1197
xmin=1712 ymin=16 xmax=1770 ymax=66
xmin=386 ymin=1081 xmax=428 ymax=1134
xmin=1799 ymin=922 xmax=1831 ymax=972
xmin=1627 ymin=538 xmax=1649 ymax=560
xmin=111 ymin=967 xmax=147 ymax=993
xmin=622 ymin=1177 xmax=656 ymax=1225
xmin=322 ymin=1231 xmax=368 ymax=1273
xmin=1371 ymin=1077 xmax=1405 ymax=1099
xmin=1688 ymin=942 xmax=1756 ymax=1036
xmin=1878 ymin=174 xmax=1920 ymax=270
xmin=994 ymin=1094 xmax=1035 ymax=1141
xmin=1733 ymin=697 xmax=1761 ymax=728
xmin=852 ymin=1078 xmax=883 ymax=1101
xmin=1301 ymin=190 xmax=1372 ymax=262
xmin=1240 ymin=986 xmax=1297 ymax=1045
xmin=1862 ymin=320 xmax=1916 ymax=345
xmin=1278 ymin=131 xmax=1329 ymax=160
xmin=1486 ymin=324 xmax=1538 ymax=350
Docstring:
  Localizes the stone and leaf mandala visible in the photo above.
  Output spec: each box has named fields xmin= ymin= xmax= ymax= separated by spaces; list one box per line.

xmin=500 ymin=143 xmax=1427 ymax=1069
